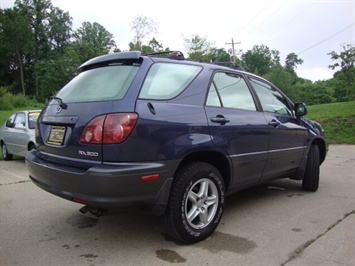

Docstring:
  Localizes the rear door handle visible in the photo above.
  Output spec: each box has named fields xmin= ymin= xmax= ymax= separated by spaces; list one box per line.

xmin=210 ymin=116 xmax=230 ymax=124
xmin=268 ymin=120 xmax=280 ymax=127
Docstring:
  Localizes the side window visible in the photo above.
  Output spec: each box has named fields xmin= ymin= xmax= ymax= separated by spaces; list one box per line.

xmin=249 ymin=78 xmax=292 ymax=116
xmin=5 ymin=114 xmax=16 ymax=128
xmin=206 ymin=72 xmax=256 ymax=111
xmin=206 ymin=83 xmax=221 ymax=106
xmin=14 ymin=113 xmax=26 ymax=127
xmin=139 ymin=63 xmax=202 ymax=100
xmin=28 ymin=112 xmax=40 ymax=129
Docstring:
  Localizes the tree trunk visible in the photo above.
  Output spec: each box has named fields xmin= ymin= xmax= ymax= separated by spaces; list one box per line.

xmin=16 ymin=50 xmax=25 ymax=96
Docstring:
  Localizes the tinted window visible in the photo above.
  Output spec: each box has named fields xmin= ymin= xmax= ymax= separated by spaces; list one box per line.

xmin=139 ymin=63 xmax=202 ymax=100
xmin=206 ymin=72 xmax=256 ymax=111
xmin=54 ymin=65 xmax=139 ymax=103
xmin=250 ymin=78 xmax=292 ymax=116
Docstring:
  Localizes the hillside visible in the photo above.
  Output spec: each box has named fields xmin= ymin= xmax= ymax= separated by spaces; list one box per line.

xmin=307 ymin=101 xmax=355 ymax=144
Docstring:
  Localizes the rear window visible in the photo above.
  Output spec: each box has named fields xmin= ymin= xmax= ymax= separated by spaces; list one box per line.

xmin=53 ymin=65 xmax=139 ymax=103
xmin=139 ymin=63 xmax=202 ymax=100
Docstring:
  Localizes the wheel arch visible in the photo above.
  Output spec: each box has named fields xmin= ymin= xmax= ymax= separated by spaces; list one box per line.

xmin=311 ymin=138 xmax=327 ymax=165
xmin=177 ymin=150 xmax=232 ymax=191
xmin=28 ymin=141 xmax=36 ymax=151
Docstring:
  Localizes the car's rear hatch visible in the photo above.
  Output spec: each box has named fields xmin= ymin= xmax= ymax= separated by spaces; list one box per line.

xmin=36 ymin=52 xmax=145 ymax=168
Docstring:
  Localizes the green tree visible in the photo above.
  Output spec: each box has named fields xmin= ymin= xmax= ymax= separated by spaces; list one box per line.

xmin=38 ymin=45 xmax=81 ymax=100
xmin=284 ymin=52 xmax=304 ymax=85
xmin=184 ymin=35 xmax=213 ymax=61
xmin=73 ymin=21 xmax=116 ymax=62
xmin=148 ymin=37 xmax=164 ymax=52
xmin=47 ymin=7 xmax=72 ymax=52
xmin=129 ymin=41 xmax=142 ymax=51
xmin=285 ymin=52 xmax=304 ymax=73
xmin=130 ymin=15 xmax=159 ymax=51
xmin=139 ymin=38 xmax=165 ymax=54
xmin=1 ymin=0 xmax=119 ymax=101
xmin=206 ymin=48 xmax=231 ymax=64
xmin=0 ymin=7 xmax=33 ymax=95
xmin=328 ymin=44 xmax=355 ymax=101
xmin=6 ymin=0 xmax=75 ymax=100
xmin=263 ymin=64 xmax=294 ymax=98
xmin=15 ymin=0 xmax=53 ymax=97
xmin=293 ymin=81 xmax=335 ymax=105
xmin=241 ymin=45 xmax=278 ymax=76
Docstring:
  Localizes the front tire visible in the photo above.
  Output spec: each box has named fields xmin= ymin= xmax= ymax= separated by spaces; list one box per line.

xmin=163 ymin=162 xmax=225 ymax=243
xmin=1 ymin=143 xmax=13 ymax=161
xmin=302 ymin=144 xmax=320 ymax=191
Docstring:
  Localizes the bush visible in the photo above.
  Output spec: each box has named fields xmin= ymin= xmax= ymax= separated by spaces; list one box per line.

xmin=0 ymin=87 xmax=44 ymax=111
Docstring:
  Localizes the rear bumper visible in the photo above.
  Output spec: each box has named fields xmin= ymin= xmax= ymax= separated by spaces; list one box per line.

xmin=25 ymin=150 xmax=178 ymax=212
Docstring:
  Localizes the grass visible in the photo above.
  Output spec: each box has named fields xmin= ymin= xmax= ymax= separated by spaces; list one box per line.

xmin=306 ymin=101 xmax=355 ymax=144
xmin=0 ymin=110 xmax=16 ymax=125
xmin=0 ymin=108 xmax=43 ymax=126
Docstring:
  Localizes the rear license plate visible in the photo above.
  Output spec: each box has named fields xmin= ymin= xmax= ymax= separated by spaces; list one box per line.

xmin=47 ymin=126 xmax=66 ymax=146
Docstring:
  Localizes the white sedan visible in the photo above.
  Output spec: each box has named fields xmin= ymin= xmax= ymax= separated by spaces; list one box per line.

xmin=0 ymin=110 xmax=41 ymax=160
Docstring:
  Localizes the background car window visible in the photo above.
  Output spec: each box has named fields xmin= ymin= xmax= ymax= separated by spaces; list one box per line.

xmin=28 ymin=112 xmax=40 ymax=129
xmin=139 ymin=63 xmax=202 ymax=100
xmin=206 ymin=72 xmax=256 ymax=111
xmin=5 ymin=114 xmax=16 ymax=128
xmin=249 ymin=78 xmax=292 ymax=115
xmin=14 ymin=113 xmax=26 ymax=127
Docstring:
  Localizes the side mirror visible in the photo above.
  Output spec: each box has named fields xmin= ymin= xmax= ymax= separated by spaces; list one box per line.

xmin=295 ymin=103 xmax=307 ymax=117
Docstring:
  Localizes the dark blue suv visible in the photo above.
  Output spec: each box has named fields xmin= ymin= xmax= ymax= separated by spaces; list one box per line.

xmin=26 ymin=51 xmax=327 ymax=243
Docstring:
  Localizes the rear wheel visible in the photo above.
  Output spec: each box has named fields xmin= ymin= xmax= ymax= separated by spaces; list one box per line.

xmin=1 ymin=143 xmax=13 ymax=161
xmin=163 ymin=162 xmax=225 ymax=243
xmin=302 ymin=144 xmax=320 ymax=191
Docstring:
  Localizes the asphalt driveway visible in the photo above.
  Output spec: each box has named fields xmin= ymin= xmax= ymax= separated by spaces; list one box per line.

xmin=0 ymin=145 xmax=354 ymax=265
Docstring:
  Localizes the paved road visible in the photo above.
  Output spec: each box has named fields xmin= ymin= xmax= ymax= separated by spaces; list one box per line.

xmin=0 ymin=145 xmax=354 ymax=265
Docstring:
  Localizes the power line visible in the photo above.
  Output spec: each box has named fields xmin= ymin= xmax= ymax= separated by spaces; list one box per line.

xmin=297 ymin=23 xmax=354 ymax=55
xmin=241 ymin=0 xmax=288 ymax=41
xmin=235 ymin=0 xmax=272 ymax=37
xmin=257 ymin=0 xmax=319 ymax=44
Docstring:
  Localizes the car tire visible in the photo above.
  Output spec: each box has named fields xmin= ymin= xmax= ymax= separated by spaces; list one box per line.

xmin=1 ymin=143 xmax=13 ymax=161
xmin=302 ymin=144 xmax=320 ymax=192
xmin=163 ymin=162 xmax=225 ymax=243
xmin=29 ymin=143 xmax=36 ymax=151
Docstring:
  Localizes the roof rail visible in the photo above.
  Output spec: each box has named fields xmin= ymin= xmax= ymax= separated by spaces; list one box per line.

xmin=212 ymin=61 xmax=245 ymax=71
xmin=143 ymin=51 xmax=185 ymax=60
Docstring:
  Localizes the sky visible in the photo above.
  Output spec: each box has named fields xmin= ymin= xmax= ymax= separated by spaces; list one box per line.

xmin=1 ymin=0 xmax=354 ymax=82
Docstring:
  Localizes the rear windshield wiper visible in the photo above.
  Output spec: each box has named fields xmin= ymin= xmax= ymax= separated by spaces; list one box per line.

xmin=52 ymin=96 xmax=67 ymax=109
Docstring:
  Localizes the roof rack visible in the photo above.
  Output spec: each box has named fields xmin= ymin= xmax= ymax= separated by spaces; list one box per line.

xmin=144 ymin=51 xmax=185 ymax=60
xmin=143 ymin=51 xmax=245 ymax=71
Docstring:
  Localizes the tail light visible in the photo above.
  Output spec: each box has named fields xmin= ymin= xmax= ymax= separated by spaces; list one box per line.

xmin=80 ymin=113 xmax=138 ymax=144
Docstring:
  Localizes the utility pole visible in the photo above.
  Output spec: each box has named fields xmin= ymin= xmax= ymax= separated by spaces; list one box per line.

xmin=225 ymin=38 xmax=241 ymax=63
